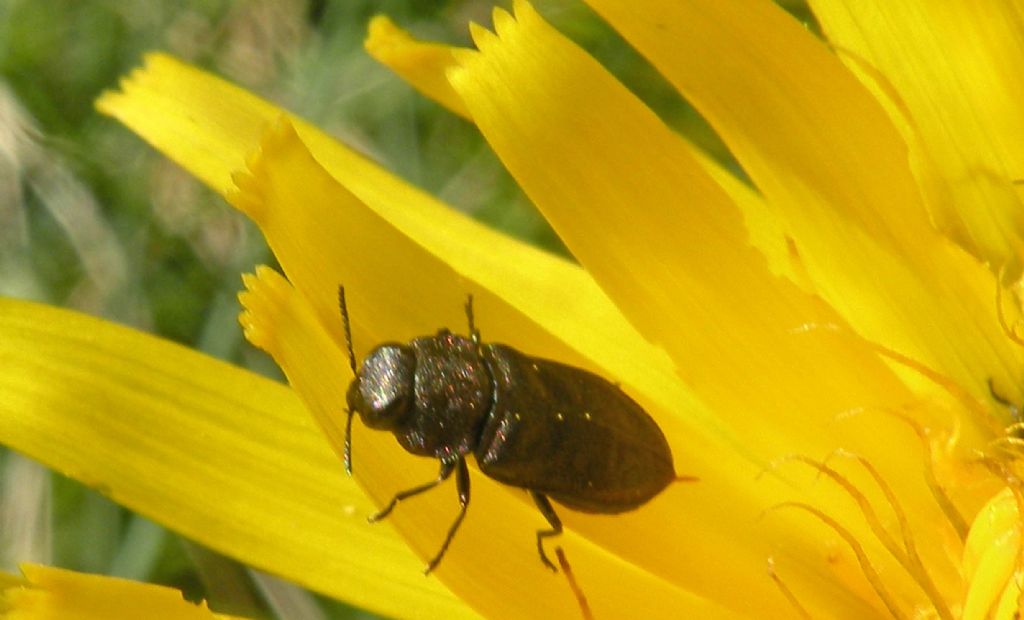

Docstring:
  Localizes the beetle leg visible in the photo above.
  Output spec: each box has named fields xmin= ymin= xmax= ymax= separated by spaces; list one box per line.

xmin=424 ymin=458 xmax=471 ymax=574
xmin=530 ymin=491 xmax=562 ymax=572
xmin=464 ymin=294 xmax=481 ymax=346
xmin=369 ymin=460 xmax=456 ymax=523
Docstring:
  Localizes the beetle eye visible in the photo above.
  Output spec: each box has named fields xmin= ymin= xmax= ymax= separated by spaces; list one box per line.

xmin=348 ymin=344 xmax=416 ymax=430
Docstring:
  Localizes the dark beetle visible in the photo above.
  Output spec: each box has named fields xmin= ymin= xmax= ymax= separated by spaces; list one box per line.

xmin=339 ymin=287 xmax=676 ymax=573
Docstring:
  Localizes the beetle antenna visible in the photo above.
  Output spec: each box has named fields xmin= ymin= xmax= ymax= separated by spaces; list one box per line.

xmin=465 ymin=294 xmax=480 ymax=345
xmin=343 ymin=408 xmax=354 ymax=476
xmin=338 ymin=286 xmax=358 ymax=375
xmin=339 ymin=286 xmax=358 ymax=477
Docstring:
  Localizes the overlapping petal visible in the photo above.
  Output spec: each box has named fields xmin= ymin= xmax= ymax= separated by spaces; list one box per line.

xmin=92 ymin=42 xmax=846 ymax=617
xmin=237 ymin=117 xmax=909 ymax=617
xmin=363 ymin=11 xmax=814 ymax=314
xmin=96 ymin=50 xmax=795 ymax=617
xmin=580 ymin=0 xmax=1024 ymax=442
xmin=0 ymin=298 xmax=465 ymax=619
xmin=364 ymin=15 xmax=470 ymax=120
xmin=77 ymin=0 xmax=1024 ymax=617
xmin=238 ymin=261 xmax=743 ymax=619
xmin=810 ymin=1 xmax=1024 ymax=266
xmin=96 ymin=54 xmax=696 ymax=441
xmin=452 ymin=3 xmax=982 ymax=606
xmin=960 ymin=489 xmax=1024 ymax=619
xmin=1 ymin=564 xmax=246 ymax=620
xmin=450 ymin=1 xmax=915 ymax=460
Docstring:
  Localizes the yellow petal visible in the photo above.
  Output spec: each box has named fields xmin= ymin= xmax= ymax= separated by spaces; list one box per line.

xmin=451 ymin=2 xmax=940 ymax=467
xmin=583 ymin=0 xmax=936 ymax=247
xmin=577 ymin=0 xmax=1021 ymax=438
xmin=449 ymin=6 xmax=1004 ymax=613
xmin=99 ymin=54 xmax=801 ymax=614
xmin=233 ymin=120 xmax=759 ymax=612
xmin=230 ymin=116 xmax=924 ymax=619
xmin=961 ymin=489 xmax=1022 ymax=620
xmin=238 ymin=265 xmax=746 ymax=620
xmin=233 ymin=121 xmax=876 ymax=616
xmin=2 ymin=564 xmax=244 ymax=620
xmin=0 ymin=571 xmax=23 ymax=592
xmin=362 ymin=13 xmax=809 ymax=292
xmin=810 ymin=1 xmax=1024 ymax=266
xmin=97 ymin=54 xmax=699 ymax=446
xmin=97 ymin=45 xmax=984 ymax=617
xmin=583 ymin=0 xmax=930 ymax=239
xmin=0 ymin=297 xmax=467 ymax=618
xmin=364 ymin=15 xmax=470 ymax=119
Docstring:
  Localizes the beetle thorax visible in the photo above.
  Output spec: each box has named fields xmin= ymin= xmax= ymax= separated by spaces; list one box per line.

xmin=396 ymin=332 xmax=493 ymax=459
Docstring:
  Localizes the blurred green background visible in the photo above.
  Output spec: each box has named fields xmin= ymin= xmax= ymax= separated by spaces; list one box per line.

xmin=0 ymin=0 xmax=813 ymax=617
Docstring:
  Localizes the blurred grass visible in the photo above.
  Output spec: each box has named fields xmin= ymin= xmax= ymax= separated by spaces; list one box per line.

xmin=0 ymin=0 xmax=814 ymax=617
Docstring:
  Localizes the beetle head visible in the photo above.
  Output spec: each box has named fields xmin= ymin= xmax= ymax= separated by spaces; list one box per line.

xmin=347 ymin=343 xmax=417 ymax=431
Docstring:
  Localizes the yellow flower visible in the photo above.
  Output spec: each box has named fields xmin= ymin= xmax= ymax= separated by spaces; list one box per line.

xmin=2 ymin=0 xmax=1024 ymax=617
